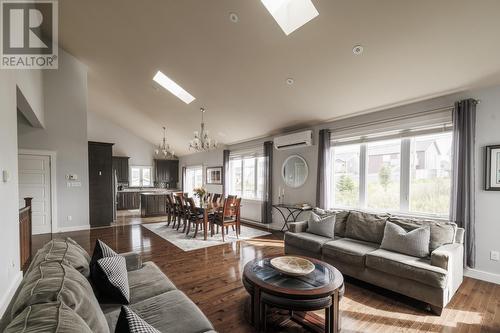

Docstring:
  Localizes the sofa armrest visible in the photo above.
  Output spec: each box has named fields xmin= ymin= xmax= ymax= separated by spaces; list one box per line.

xmin=288 ymin=220 xmax=308 ymax=233
xmin=121 ymin=252 xmax=143 ymax=271
xmin=431 ymin=243 xmax=462 ymax=270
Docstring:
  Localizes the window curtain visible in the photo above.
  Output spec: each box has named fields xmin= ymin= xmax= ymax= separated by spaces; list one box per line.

xmin=222 ymin=149 xmax=230 ymax=197
xmin=181 ymin=166 xmax=186 ymax=192
xmin=316 ymin=129 xmax=331 ymax=208
xmin=261 ymin=141 xmax=273 ymax=224
xmin=450 ymin=99 xmax=477 ymax=268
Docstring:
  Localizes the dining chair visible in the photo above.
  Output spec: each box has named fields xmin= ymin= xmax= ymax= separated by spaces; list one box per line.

xmin=165 ymin=194 xmax=175 ymax=227
xmin=174 ymin=195 xmax=187 ymax=231
xmin=211 ymin=193 xmax=221 ymax=204
xmin=211 ymin=197 xmax=241 ymax=242
xmin=185 ymin=197 xmax=204 ymax=238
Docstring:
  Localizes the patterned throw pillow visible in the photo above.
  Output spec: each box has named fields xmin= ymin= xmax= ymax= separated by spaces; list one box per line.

xmin=90 ymin=239 xmax=130 ymax=304
xmin=381 ymin=221 xmax=431 ymax=258
xmin=115 ymin=306 xmax=160 ymax=333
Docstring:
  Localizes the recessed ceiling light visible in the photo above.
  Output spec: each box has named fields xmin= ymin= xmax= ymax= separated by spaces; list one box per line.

xmin=152 ymin=70 xmax=195 ymax=104
xmin=229 ymin=12 xmax=239 ymax=23
xmin=261 ymin=0 xmax=319 ymax=36
xmin=352 ymin=45 xmax=364 ymax=55
xmin=286 ymin=78 xmax=295 ymax=85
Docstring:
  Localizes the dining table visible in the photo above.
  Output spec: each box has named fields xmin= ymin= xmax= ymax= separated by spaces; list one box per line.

xmin=197 ymin=201 xmax=241 ymax=240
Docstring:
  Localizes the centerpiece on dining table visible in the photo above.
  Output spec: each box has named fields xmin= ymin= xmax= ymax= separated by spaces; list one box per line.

xmin=193 ymin=187 xmax=208 ymax=205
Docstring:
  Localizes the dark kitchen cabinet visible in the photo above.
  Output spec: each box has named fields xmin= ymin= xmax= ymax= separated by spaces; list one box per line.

xmin=89 ymin=142 xmax=114 ymax=227
xmin=155 ymin=159 xmax=179 ymax=184
xmin=113 ymin=156 xmax=129 ymax=183
xmin=117 ymin=191 xmax=140 ymax=210
xmin=140 ymin=193 xmax=168 ymax=217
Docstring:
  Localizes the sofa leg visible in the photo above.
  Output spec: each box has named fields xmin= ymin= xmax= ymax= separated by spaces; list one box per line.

xmin=429 ymin=305 xmax=443 ymax=316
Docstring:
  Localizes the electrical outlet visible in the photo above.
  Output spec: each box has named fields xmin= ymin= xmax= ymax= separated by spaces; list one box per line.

xmin=67 ymin=215 xmax=72 ymax=221
xmin=490 ymin=251 xmax=500 ymax=261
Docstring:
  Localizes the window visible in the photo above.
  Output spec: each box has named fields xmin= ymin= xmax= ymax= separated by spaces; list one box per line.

xmin=130 ymin=166 xmax=153 ymax=187
xmin=183 ymin=166 xmax=203 ymax=197
xmin=228 ymin=150 xmax=266 ymax=200
xmin=330 ymin=131 xmax=453 ymax=217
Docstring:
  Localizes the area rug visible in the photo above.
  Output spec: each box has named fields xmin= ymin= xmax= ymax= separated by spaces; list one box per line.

xmin=142 ymin=222 xmax=271 ymax=251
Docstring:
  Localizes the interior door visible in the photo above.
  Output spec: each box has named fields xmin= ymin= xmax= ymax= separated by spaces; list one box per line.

xmin=18 ymin=154 xmax=52 ymax=235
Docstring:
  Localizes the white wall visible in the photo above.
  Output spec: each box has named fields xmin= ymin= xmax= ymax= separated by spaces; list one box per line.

xmin=87 ymin=111 xmax=155 ymax=167
xmin=18 ymin=50 xmax=90 ymax=232
xmin=0 ymin=72 xmax=23 ymax=317
xmin=15 ymin=70 xmax=44 ymax=128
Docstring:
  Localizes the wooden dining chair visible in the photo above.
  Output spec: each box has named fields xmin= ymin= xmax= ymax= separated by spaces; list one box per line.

xmin=165 ymin=194 xmax=175 ymax=227
xmin=185 ymin=197 xmax=204 ymax=238
xmin=174 ymin=194 xmax=187 ymax=231
xmin=211 ymin=193 xmax=221 ymax=204
xmin=212 ymin=197 xmax=241 ymax=242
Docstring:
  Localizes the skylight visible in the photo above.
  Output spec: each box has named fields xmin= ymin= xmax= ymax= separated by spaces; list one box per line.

xmin=153 ymin=71 xmax=195 ymax=104
xmin=261 ymin=0 xmax=319 ymax=36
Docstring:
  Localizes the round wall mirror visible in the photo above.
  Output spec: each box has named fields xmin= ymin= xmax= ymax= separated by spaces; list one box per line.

xmin=282 ymin=155 xmax=308 ymax=188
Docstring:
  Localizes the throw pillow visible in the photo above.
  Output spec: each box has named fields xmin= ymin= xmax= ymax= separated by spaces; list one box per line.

xmin=345 ymin=211 xmax=388 ymax=244
xmin=115 ymin=306 xmax=160 ymax=333
xmin=92 ymin=239 xmax=118 ymax=263
xmin=94 ymin=255 xmax=130 ymax=304
xmin=381 ymin=221 xmax=431 ymax=258
xmin=307 ymin=212 xmax=336 ymax=238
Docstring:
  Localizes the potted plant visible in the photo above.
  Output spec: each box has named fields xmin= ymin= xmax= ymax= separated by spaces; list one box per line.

xmin=193 ymin=187 xmax=208 ymax=204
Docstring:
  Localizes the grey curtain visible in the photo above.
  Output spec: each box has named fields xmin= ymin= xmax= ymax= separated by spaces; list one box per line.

xmin=181 ymin=166 xmax=186 ymax=192
xmin=450 ymin=99 xmax=477 ymax=268
xmin=316 ymin=129 xmax=331 ymax=208
xmin=222 ymin=149 xmax=230 ymax=197
xmin=261 ymin=141 xmax=273 ymax=224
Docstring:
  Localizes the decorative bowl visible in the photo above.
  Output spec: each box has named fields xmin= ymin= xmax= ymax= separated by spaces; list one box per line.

xmin=270 ymin=256 xmax=315 ymax=277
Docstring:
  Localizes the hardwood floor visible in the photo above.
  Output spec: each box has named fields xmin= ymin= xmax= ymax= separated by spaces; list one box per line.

xmin=32 ymin=222 xmax=500 ymax=333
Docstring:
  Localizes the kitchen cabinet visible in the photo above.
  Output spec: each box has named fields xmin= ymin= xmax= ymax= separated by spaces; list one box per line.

xmin=113 ymin=156 xmax=129 ymax=183
xmin=117 ymin=191 xmax=140 ymax=210
xmin=140 ymin=193 xmax=168 ymax=217
xmin=154 ymin=159 xmax=179 ymax=184
xmin=89 ymin=142 xmax=114 ymax=227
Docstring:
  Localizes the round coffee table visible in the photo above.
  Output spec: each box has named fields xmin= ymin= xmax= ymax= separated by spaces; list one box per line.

xmin=243 ymin=255 xmax=344 ymax=333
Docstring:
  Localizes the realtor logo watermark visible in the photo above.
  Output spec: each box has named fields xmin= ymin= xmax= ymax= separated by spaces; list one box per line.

xmin=1 ymin=0 xmax=58 ymax=69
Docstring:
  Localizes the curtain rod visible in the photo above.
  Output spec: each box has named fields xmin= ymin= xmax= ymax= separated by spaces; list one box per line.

xmin=328 ymin=105 xmax=454 ymax=133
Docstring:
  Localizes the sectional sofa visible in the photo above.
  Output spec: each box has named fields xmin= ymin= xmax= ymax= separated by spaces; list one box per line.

xmin=284 ymin=210 xmax=464 ymax=314
xmin=0 ymin=238 xmax=216 ymax=332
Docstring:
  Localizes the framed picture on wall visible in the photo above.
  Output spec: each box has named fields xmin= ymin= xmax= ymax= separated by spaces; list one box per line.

xmin=206 ymin=166 xmax=223 ymax=185
xmin=485 ymin=145 xmax=500 ymax=191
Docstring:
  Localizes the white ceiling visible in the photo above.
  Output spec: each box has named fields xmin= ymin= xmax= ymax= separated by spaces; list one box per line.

xmin=58 ymin=0 xmax=500 ymax=156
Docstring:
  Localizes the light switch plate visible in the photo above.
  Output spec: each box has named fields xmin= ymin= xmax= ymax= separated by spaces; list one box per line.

xmin=2 ymin=170 xmax=10 ymax=182
xmin=491 ymin=251 xmax=500 ymax=261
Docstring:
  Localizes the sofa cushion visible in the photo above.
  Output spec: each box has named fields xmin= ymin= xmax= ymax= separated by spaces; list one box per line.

xmin=366 ymin=249 xmax=448 ymax=288
xmin=115 ymin=306 xmax=161 ymax=333
xmin=345 ymin=211 xmax=388 ymax=244
xmin=105 ymin=290 xmax=215 ymax=333
xmin=284 ymin=232 xmax=332 ymax=254
xmin=28 ymin=237 xmax=91 ymax=277
xmin=334 ymin=210 xmax=350 ymax=237
xmin=322 ymin=238 xmax=379 ymax=267
xmin=11 ymin=261 xmax=109 ymax=333
xmin=388 ymin=217 xmax=457 ymax=252
xmin=307 ymin=212 xmax=336 ymax=238
xmin=381 ymin=221 xmax=430 ymax=258
xmin=4 ymin=302 xmax=93 ymax=333
xmin=94 ymin=256 xmax=130 ymax=304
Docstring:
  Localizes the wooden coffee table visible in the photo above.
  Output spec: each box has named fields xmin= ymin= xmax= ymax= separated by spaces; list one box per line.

xmin=243 ymin=255 xmax=344 ymax=333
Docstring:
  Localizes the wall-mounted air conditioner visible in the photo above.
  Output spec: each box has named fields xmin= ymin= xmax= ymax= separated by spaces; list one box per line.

xmin=274 ymin=130 xmax=313 ymax=150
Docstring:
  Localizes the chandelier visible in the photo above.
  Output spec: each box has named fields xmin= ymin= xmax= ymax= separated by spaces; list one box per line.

xmin=189 ymin=107 xmax=218 ymax=151
xmin=154 ymin=127 xmax=175 ymax=159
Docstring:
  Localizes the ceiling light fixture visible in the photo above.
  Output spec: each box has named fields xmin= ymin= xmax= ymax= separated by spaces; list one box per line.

xmin=152 ymin=70 xmax=195 ymax=104
xmin=229 ymin=12 xmax=239 ymax=23
xmin=352 ymin=45 xmax=364 ymax=55
xmin=189 ymin=108 xmax=218 ymax=152
xmin=261 ymin=0 xmax=319 ymax=36
xmin=154 ymin=126 xmax=175 ymax=159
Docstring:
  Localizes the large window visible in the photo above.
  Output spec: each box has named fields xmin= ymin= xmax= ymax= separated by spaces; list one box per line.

xmin=331 ymin=131 xmax=453 ymax=217
xmin=228 ymin=151 xmax=266 ymax=200
xmin=183 ymin=166 xmax=203 ymax=197
xmin=130 ymin=166 xmax=152 ymax=187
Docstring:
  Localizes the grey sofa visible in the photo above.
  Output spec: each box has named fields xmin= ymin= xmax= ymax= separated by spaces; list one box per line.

xmin=284 ymin=210 xmax=464 ymax=315
xmin=0 ymin=238 xmax=216 ymax=333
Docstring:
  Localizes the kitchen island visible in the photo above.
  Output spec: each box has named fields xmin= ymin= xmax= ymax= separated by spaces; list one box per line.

xmin=140 ymin=190 xmax=178 ymax=217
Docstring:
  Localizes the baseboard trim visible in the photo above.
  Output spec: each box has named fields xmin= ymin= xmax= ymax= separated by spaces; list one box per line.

xmin=464 ymin=267 xmax=500 ymax=285
xmin=55 ymin=224 xmax=90 ymax=233
xmin=0 ymin=271 xmax=23 ymax=318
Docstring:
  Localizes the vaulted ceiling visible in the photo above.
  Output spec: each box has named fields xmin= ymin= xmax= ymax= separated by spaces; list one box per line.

xmin=58 ymin=0 xmax=500 ymax=155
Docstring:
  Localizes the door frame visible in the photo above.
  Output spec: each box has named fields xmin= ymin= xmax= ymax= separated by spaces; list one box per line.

xmin=18 ymin=149 xmax=58 ymax=234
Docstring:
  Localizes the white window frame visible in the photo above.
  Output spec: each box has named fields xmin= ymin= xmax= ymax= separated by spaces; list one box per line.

xmin=330 ymin=128 xmax=453 ymax=219
xmin=183 ymin=165 xmax=203 ymax=196
xmin=130 ymin=165 xmax=153 ymax=187
xmin=228 ymin=152 xmax=265 ymax=201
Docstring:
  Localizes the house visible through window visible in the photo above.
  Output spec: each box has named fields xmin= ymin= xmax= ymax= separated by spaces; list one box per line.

xmin=130 ymin=166 xmax=153 ymax=187
xmin=183 ymin=166 xmax=203 ymax=197
xmin=228 ymin=149 xmax=265 ymax=200
xmin=330 ymin=130 xmax=453 ymax=217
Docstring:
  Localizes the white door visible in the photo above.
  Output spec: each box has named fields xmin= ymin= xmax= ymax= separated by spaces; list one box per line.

xmin=18 ymin=154 xmax=52 ymax=235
